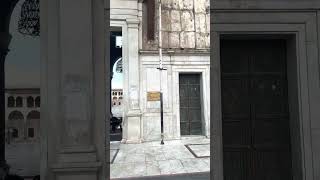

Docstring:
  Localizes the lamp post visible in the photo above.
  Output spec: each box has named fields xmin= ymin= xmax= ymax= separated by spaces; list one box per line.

xmin=157 ymin=0 xmax=166 ymax=145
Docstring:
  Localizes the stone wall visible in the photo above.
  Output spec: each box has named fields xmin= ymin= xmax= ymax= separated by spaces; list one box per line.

xmin=142 ymin=0 xmax=210 ymax=50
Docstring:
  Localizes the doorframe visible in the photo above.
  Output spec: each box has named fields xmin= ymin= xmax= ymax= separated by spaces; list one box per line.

xmin=110 ymin=21 xmax=128 ymax=141
xmin=178 ymin=73 xmax=203 ymax=136
xmin=173 ymin=66 xmax=210 ymax=138
xmin=211 ymin=19 xmax=317 ymax=180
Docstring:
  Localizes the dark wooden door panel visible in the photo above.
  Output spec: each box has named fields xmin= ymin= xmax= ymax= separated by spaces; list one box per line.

xmin=223 ymin=151 xmax=251 ymax=180
xmin=221 ymin=40 xmax=293 ymax=180
xmin=179 ymin=74 xmax=202 ymax=135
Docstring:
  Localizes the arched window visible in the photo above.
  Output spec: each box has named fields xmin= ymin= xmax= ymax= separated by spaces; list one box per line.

xmin=12 ymin=128 xmax=19 ymax=138
xmin=8 ymin=111 xmax=24 ymax=141
xmin=16 ymin=96 xmax=23 ymax=107
xmin=35 ymin=96 xmax=40 ymax=107
xmin=26 ymin=111 xmax=40 ymax=139
xmin=28 ymin=128 xmax=35 ymax=138
xmin=27 ymin=96 xmax=34 ymax=107
xmin=8 ymin=111 xmax=24 ymax=120
xmin=119 ymin=102 xmax=121 ymax=105
xmin=113 ymin=97 xmax=117 ymax=100
xmin=113 ymin=102 xmax=116 ymax=105
xmin=7 ymin=96 xmax=15 ymax=107
xmin=27 ymin=110 xmax=40 ymax=119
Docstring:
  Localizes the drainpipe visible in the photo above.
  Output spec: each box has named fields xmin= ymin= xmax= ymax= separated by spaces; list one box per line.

xmin=158 ymin=0 xmax=162 ymax=71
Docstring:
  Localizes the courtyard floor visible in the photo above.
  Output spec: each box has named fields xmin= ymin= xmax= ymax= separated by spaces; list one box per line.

xmin=110 ymin=136 xmax=210 ymax=179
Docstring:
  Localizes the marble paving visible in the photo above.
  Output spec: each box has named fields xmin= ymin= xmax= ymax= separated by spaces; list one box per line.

xmin=185 ymin=144 xmax=210 ymax=158
xmin=110 ymin=137 xmax=210 ymax=179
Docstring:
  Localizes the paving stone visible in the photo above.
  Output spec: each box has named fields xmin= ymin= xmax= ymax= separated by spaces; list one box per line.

xmin=125 ymin=153 xmax=146 ymax=163
xmin=146 ymin=161 xmax=161 ymax=176
xmin=158 ymin=160 xmax=186 ymax=174
xmin=131 ymin=162 xmax=147 ymax=177
xmin=188 ymin=144 xmax=210 ymax=157
xmin=111 ymin=163 xmax=135 ymax=178
xmin=110 ymin=138 xmax=210 ymax=178
xmin=202 ymin=158 xmax=210 ymax=166
xmin=180 ymin=158 xmax=209 ymax=172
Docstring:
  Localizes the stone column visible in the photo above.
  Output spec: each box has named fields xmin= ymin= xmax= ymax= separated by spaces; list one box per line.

xmin=123 ymin=19 xmax=142 ymax=143
xmin=0 ymin=32 xmax=11 ymax=180
xmin=42 ymin=0 xmax=106 ymax=179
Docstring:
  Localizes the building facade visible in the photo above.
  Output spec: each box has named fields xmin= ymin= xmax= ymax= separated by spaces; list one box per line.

xmin=111 ymin=89 xmax=123 ymax=118
xmin=5 ymin=88 xmax=40 ymax=177
xmin=38 ymin=0 xmax=320 ymax=179
xmin=211 ymin=0 xmax=320 ymax=180
xmin=111 ymin=0 xmax=210 ymax=143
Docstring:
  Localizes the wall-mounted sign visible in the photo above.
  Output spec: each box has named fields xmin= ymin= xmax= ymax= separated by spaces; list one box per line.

xmin=116 ymin=36 xmax=122 ymax=48
xmin=147 ymin=92 xmax=161 ymax=101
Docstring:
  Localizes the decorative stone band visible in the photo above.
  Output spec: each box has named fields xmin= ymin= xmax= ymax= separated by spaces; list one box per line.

xmin=126 ymin=19 xmax=140 ymax=28
xmin=57 ymin=145 xmax=97 ymax=163
xmin=139 ymin=49 xmax=210 ymax=55
xmin=51 ymin=161 xmax=102 ymax=180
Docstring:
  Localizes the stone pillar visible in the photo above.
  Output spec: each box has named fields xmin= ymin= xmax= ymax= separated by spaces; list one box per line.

xmin=0 ymin=32 xmax=11 ymax=179
xmin=41 ymin=0 xmax=106 ymax=179
xmin=123 ymin=19 xmax=142 ymax=143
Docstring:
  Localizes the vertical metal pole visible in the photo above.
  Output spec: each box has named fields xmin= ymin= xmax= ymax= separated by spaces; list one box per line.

xmin=158 ymin=0 xmax=162 ymax=70
xmin=158 ymin=0 xmax=164 ymax=145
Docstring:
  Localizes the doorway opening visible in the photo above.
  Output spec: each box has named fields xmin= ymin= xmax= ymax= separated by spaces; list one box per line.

xmin=110 ymin=30 xmax=123 ymax=142
xmin=4 ymin=0 xmax=41 ymax=178
xmin=220 ymin=37 xmax=302 ymax=180
xmin=179 ymin=73 xmax=203 ymax=136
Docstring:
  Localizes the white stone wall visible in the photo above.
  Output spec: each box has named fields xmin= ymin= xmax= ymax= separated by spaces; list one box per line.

xmin=110 ymin=0 xmax=210 ymax=143
xmin=140 ymin=54 xmax=210 ymax=141
xmin=5 ymin=92 xmax=41 ymax=143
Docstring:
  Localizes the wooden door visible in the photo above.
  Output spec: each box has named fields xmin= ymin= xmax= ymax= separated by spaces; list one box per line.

xmin=221 ymin=40 xmax=292 ymax=180
xmin=179 ymin=74 xmax=202 ymax=135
